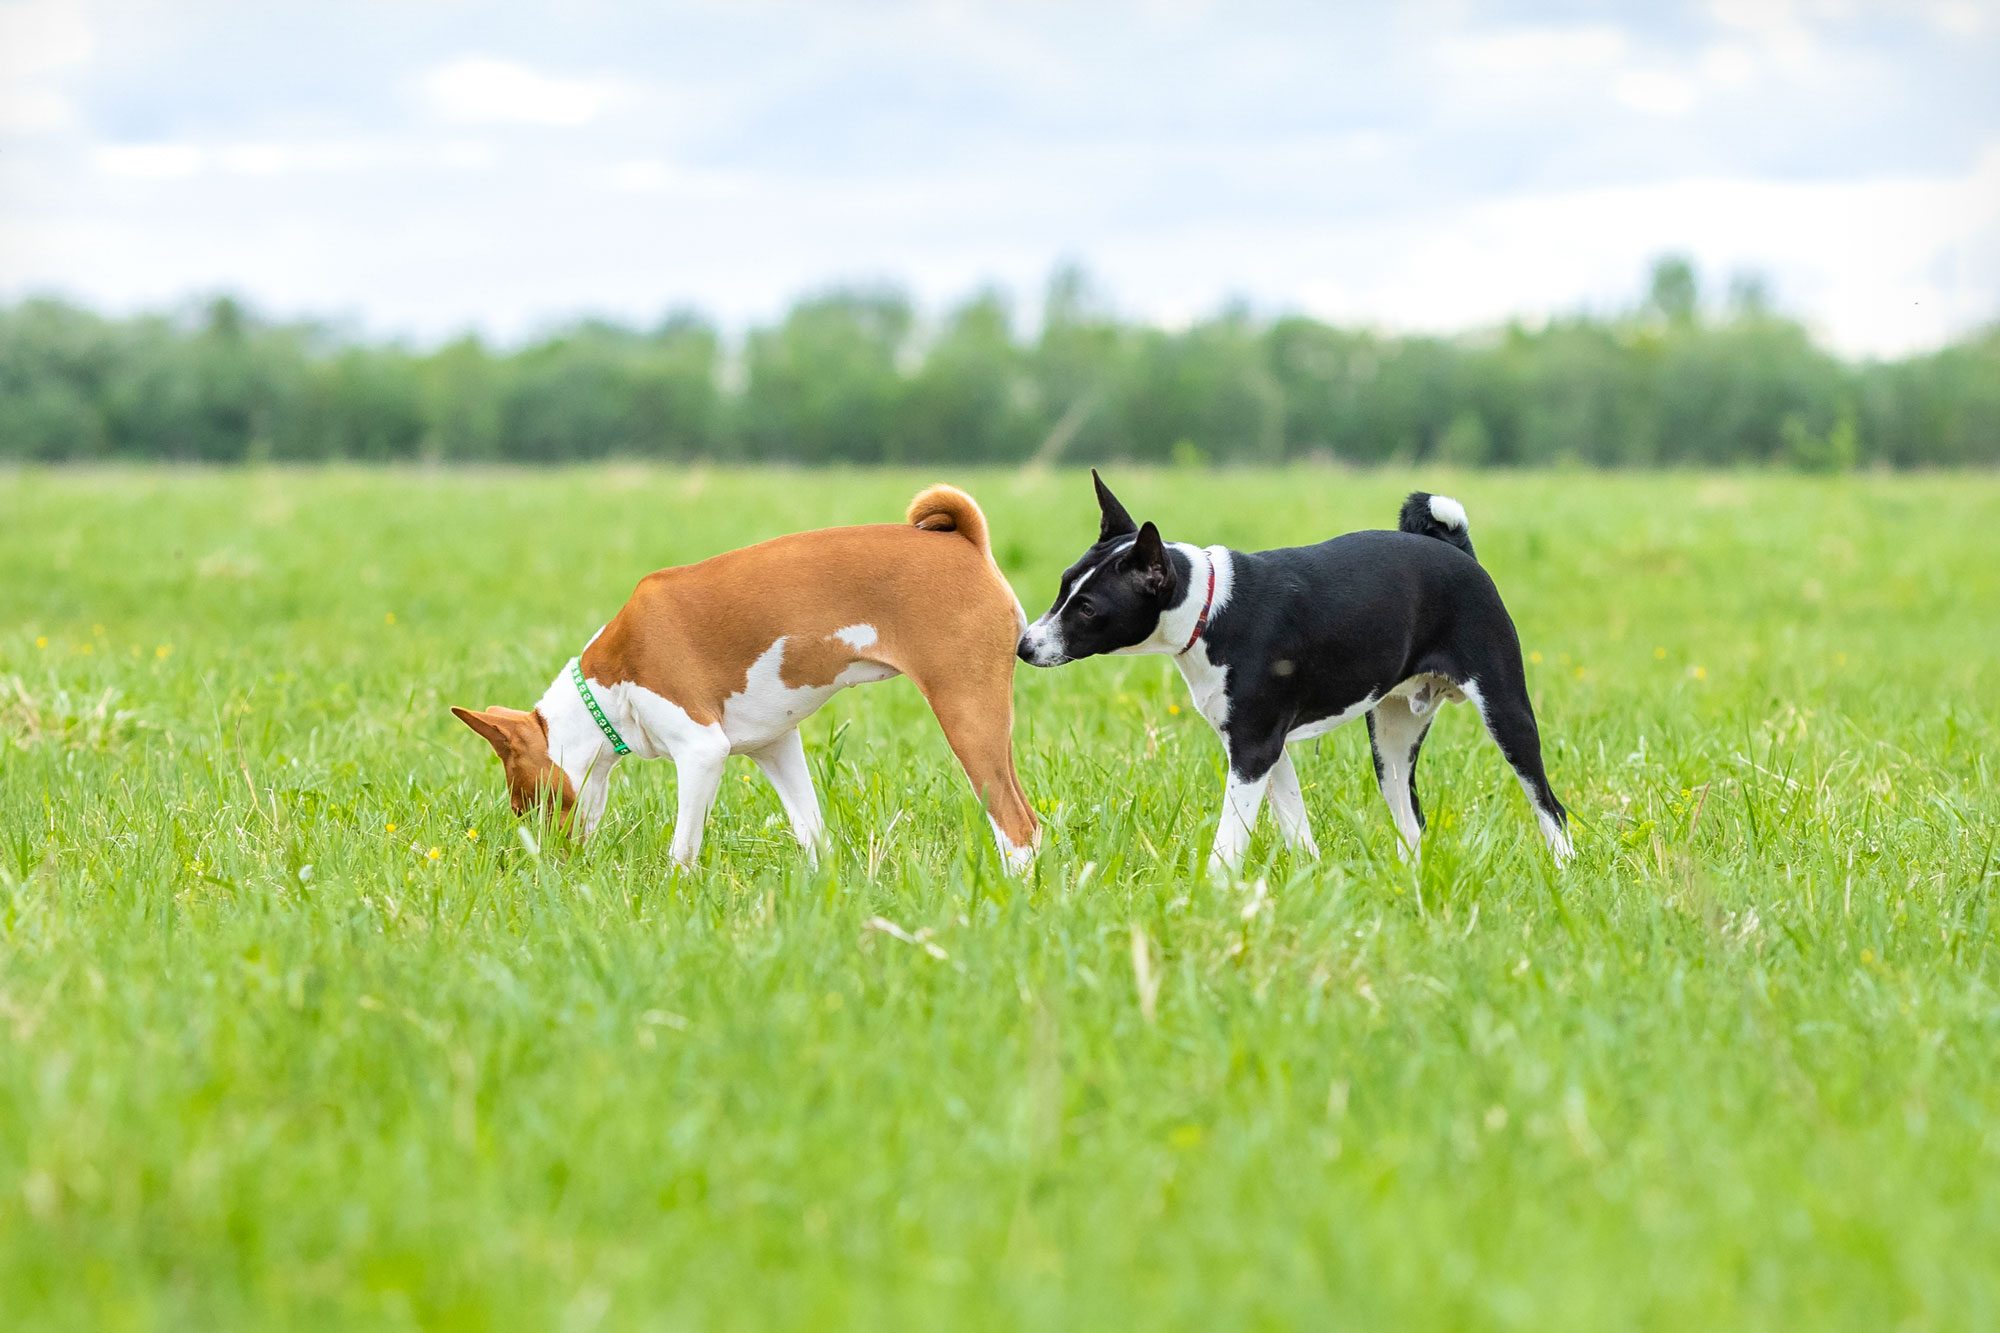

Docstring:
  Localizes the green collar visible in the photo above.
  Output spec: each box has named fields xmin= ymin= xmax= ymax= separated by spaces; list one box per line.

xmin=570 ymin=660 xmax=631 ymax=756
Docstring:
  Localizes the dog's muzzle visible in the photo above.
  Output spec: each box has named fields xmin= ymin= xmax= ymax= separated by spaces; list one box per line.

xmin=1016 ymin=624 xmax=1067 ymax=667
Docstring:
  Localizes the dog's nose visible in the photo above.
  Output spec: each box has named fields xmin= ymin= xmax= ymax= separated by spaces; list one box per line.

xmin=1016 ymin=636 xmax=1035 ymax=663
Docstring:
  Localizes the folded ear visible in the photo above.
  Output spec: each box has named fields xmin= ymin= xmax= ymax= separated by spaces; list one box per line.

xmin=452 ymin=705 xmax=513 ymax=757
xmin=1125 ymin=520 xmax=1173 ymax=598
xmin=1092 ymin=469 xmax=1137 ymax=542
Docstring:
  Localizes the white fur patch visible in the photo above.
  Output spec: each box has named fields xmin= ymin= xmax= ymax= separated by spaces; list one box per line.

xmin=1428 ymin=495 xmax=1468 ymax=530
xmin=988 ymin=815 xmax=1038 ymax=874
xmin=720 ymin=636 xmax=897 ymax=754
xmin=833 ymin=623 xmax=878 ymax=649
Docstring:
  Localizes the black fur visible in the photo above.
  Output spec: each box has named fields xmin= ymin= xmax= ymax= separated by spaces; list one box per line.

xmin=1399 ymin=491 xmax=1475 ymax=559
xmin=1021 ymin=475 xmax=1569 ymax=858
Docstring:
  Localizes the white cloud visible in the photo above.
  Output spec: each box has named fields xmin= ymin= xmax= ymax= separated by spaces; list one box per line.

xmin=1443 ymin=24 xmax=1631 ymax=72
xmin=1926 ymin=0 xmax=1989 ymax=36
xmin=420 ymin=55 xmax=624 ymax=127
xmin=4 ymin=3 xmax=1996 ymax=358
xmin=1613 ymin=69 xmax=1702 ymax=116
xmin=93 ymin=142 xmax=205 ymax=179
xmin=609 ymin=158 xmax=754 ymax=198
xmin=1320 ymin=144 xmax=2000 ymax=356
xmin=0 ymin=0 xmax=94 ymax=133
xmin=213 ymin=141 xmax=371 ymax=175
xmin=86 ymin=136 xmax=505 ymax=181
xmin=1699 ymin=42 xmax=1757 ymax=87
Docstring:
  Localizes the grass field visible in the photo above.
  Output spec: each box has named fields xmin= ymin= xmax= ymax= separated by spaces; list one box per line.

xmin=2 ymin=466 xmax=1997 ymax=1330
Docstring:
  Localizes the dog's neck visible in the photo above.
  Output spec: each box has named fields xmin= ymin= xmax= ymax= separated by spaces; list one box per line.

xmin=1115 ymin=543 xmax=1234 ymax=659
xmin=532 ymin=656 xmax=637 ymax=835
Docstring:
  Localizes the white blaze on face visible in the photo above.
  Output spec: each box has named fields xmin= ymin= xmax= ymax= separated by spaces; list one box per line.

xmin=1022 ymin=557 xmax=1114 ymax=665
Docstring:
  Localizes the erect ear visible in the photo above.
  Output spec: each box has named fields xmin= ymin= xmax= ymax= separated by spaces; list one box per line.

xmin=452 ymin=705 xmax=527 ymax=758
xmin=1124 ymin=520 xmax=1173 ymax=598
xmin=1092 ymin=469 xmax=1137 ymax=542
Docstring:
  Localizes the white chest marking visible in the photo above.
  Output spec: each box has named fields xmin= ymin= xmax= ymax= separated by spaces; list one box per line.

xmin=1173 ymin=642 xmax=1232 ymax=731
xmin=834 ymin=623 xmax=878 ymax=649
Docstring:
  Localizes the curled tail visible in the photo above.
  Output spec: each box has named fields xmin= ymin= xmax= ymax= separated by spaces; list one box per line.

xmin=907 ymin=483 xmax=991 ymax=555
xmin=1399 ymin=491 xmax=1475 ymax=560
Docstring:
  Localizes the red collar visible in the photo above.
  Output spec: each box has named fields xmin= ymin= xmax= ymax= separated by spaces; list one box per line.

xmin=1178 ymin=555 xmax=1216 ymax=655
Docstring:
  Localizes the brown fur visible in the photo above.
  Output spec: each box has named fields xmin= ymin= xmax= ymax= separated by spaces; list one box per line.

xmin=449 ymin=705 xmax=579 ymax=820
xmin=461 ymin=484 xmax=1037 ymax=853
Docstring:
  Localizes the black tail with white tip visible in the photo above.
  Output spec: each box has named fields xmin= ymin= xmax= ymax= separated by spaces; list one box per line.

xmin=1399 ymin=492 xmax=1475 ymax=560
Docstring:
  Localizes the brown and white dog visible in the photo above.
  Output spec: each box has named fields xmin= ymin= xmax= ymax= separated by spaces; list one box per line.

xmin=452 ymin=485 xmax=1039 ymax=870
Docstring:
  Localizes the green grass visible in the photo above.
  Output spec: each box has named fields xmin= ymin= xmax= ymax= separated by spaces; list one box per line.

xmin=1 ymin=466 xmax=1996 ymax=1331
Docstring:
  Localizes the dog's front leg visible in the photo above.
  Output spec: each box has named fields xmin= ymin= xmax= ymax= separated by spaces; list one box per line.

xmin=1209 ymin=769 xmax=1270 ymax=878
xmin=1210 ymin=728 xmax=1286 ymax=878
xmin=1267 ymin=750 xmax=1319 ymax=859
xmin=668 ymin=733 xmax=730 ymax=869
xmin=749 ymin=728 xmax=826 ymax=861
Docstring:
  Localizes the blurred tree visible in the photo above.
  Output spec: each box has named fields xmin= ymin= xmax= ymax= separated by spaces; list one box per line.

xmin=1029 ymin=264 xmax=1129 ymax=464
xmin=0 ymin=260 xmax=1990 ymax=469
xmin=894 ymin=291 xmax=1035 ymax=463
xmin=741 ymin=289 xmax=912 ymax=462
xmin=1647 ymin=256 xmax=1700 ymax=326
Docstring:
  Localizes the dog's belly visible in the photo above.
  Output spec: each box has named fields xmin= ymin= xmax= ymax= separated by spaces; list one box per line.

xmin=1285 ymin=693 xmax=1380 ymax=743
xmin=1387 ymin=673 xmax=1466 ymax=718
xmin=719 ymin=637 xmax=900 ymax=753
xmin=1281 ymin=675 xmax=1465 ymax=744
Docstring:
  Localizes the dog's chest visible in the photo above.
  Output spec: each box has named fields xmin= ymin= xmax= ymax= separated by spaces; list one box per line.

xmin=1173 ymin=645 xmax=1233 ymax=730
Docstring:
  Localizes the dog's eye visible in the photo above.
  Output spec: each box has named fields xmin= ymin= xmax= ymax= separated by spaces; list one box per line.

xmin=1075 ymin=601 xmax=1097 ymax=620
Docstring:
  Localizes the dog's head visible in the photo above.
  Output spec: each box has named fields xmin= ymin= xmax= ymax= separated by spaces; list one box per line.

xmin=1018 ymin=471 xmax=1176 ymax=667
xmin=451 ymin=704 xmax=580 ymax=823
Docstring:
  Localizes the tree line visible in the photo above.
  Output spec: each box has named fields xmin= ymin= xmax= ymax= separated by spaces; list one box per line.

xmin=2 ymin=260 xmax=1994 ymax=468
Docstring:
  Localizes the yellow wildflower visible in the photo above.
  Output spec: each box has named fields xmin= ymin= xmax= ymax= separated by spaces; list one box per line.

xmin=426 ymin=846 xmax=442 ymax=861
xmin=1691 ymin=665 xmax=1707 ymax=681
xmin=34 ymin=636 xmax=47 ymax=650
xmin=1653 ymin=646 xmax=1666 ymax=660
xmin=385 ymin=822 xmax=398 ymax=833
xmin=465 ymin=828 xmax=479 ymax=842
xmin=156 ymin=644 xmax=173 ymax=660
xmin=1529 ymin=650 xmax=1543 ymax=664
xmin=1167 ymin=703 xmax=1182 ymax=716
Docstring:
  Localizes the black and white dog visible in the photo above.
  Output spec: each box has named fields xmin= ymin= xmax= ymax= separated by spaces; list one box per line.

xmin=1017 ymin=473 xmax=1572 ymax=874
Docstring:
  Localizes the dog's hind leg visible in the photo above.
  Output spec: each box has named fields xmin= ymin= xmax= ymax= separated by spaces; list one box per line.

xmin=1368 ymin=697 xmax=1434 ymax=860
xmin=1461 ymin=674 xmax=1573 ymax=865
xmin=912 ymin=667 xmax=1040 ymax=873
xmin=1267 ymin=750 xmax=1319 ymax=858
xmin=749 ymin=727 xmax=826 ymax=861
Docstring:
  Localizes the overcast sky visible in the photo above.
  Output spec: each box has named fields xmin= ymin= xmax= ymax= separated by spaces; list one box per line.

xmin=3 ymin=0 xmax=1997 ymax=356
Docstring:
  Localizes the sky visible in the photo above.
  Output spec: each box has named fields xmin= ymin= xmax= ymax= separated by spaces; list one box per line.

xmin=3 ymin=0 xmax=1997 ymax=357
